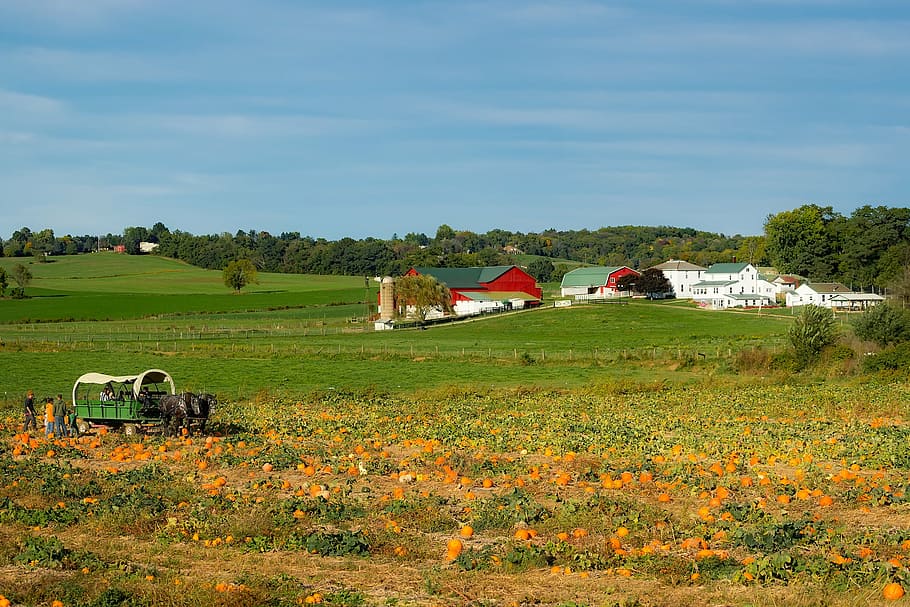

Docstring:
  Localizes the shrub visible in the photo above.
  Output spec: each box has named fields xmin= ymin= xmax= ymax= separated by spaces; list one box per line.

xmin=789 ymin=305 xmax=837 ymax=369
xmin=862 ymin=342 xmax=910 ymax=373
xmin=734 ymin=347 xmax=772 ymax=374
xmin=851 ymin=303 xmax=910 ymax=347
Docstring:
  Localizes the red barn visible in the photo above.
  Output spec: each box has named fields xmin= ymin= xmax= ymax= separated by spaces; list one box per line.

xmin=406 ymin=265 xmax=542 ymax=315
xmin=559 ymin=266 xmax=639 ymax=297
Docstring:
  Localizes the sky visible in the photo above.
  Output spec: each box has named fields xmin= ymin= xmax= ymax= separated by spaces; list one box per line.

xmin=1 ymin=1 xmax=908 ymax=241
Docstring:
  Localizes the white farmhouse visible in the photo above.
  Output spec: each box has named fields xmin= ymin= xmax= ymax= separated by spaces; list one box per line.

xmin=649 ymin=260 xmax=706 ymax=299
xmin=691 ymin=262 xmax=775 ymax=309
xmin=786 ymin=282 xmax=850 ymax=308
xmin=785 ymin=282 xmax=883 ymax=310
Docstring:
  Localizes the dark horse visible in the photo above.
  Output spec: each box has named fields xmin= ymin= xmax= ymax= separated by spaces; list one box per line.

xmin=143 ymin=392 xmax=216 ymax=436
xmin=188 ymin=393 xmax=216 ymax=433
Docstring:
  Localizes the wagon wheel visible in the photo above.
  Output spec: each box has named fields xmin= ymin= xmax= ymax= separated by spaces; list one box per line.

xmin=76 ymin=420 xmax=90 ymax=435
xmin=123 ymin=423 xmax=139 ymax=436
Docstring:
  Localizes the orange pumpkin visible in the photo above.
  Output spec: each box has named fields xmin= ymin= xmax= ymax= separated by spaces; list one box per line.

xmin=883 ymin=582 xmax=905 ymax=600
xmin=445 ymin=538 xmax=463 ymax=560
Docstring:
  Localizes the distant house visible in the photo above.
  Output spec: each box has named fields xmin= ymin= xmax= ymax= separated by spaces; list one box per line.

xmin=405 ymin=265 xmax=542 ymax=317
xmin=113 ymin=244 xmax=126 ymax=254
xmin=139 ymin=241 xmax=159 ymax=253
xmin=772 ymin=275 xmax=801 ymax=291
xmin=691 ymin=262 xmax=775 ymax=309
xmin=649 ymin=260 xmax=706 ymax=299
xmin=784 ymin=282 xmax=882 ymax=309
xmin=560 ymin=266 xmax=639 ymax=298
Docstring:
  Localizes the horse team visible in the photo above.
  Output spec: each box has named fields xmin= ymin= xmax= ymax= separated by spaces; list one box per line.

xmin=139 ymin=391 xmax=217 ymax=437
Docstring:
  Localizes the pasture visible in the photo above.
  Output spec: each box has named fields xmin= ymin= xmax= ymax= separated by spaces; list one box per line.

xmin=2 ymin=253 xmax=909 ymax=606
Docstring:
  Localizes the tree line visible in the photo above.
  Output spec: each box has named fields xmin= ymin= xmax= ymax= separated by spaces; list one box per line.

xmin=2 ymin=204 xmax=908 ymax=289
xmin=0 ymin=223 xmax=760 ymax=281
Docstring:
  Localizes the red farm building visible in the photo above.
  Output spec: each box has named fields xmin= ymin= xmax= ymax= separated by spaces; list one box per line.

xmin=405 ymin=265 xmax=543 ymax=316
xmin=559 ymin=266 xmax=640 ymax=298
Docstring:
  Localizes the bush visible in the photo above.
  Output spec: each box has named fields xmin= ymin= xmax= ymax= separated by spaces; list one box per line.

xmin=851 ymin=303 xmax=910 ymax=347
xmin=734 ymin=347 xmax=772 ymax=374
xmin=789 ymin=305 xmax=837 ymax=369
xmin=862 ymin=342 xmax=910 ymax=373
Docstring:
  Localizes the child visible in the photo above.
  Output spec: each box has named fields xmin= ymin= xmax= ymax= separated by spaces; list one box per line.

xmin=44 ymin=397 xmax=55 ymax=437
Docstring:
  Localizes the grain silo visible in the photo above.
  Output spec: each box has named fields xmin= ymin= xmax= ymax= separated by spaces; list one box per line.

xmin=379 ymin=276 xmax=395 ymax=321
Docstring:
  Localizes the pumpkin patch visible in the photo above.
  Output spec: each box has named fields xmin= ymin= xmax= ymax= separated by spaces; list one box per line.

xmin=3 ymin=382 xmax=910 ymax=605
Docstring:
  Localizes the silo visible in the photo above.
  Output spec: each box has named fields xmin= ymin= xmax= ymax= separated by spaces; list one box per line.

xmin=380 ymin=276 xmax=396 ymax=321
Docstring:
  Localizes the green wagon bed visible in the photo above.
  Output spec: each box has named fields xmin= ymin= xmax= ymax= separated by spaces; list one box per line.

xmin=72 ymin=369 xmax=176 ymax=435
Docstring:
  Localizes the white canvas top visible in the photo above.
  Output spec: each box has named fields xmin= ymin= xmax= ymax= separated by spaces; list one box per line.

xmin=72 ymin=368 xmax=175 ymax=403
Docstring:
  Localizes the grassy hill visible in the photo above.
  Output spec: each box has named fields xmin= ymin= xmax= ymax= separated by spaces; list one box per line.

xmin=0 ymin=253 xmax=374 ymax=322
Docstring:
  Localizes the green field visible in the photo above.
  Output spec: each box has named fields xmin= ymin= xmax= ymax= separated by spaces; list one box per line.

xmin=0 ymin=253 xmax=374 ymax=323
xmin=0 ymin=253 xmax=801 ymax=402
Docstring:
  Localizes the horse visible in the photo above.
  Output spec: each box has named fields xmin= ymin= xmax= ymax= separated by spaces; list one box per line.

xmin=138 ymin=391 xmax=216 ymax=436
xmin=188 ymin=392 xmax=216 ymax=433
xmin=157 ymin=393 xmax=192 ymax=437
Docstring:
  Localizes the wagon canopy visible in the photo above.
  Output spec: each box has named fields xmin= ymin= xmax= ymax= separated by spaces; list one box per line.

xmin=72 ymin=369 xmax=176 ymax=403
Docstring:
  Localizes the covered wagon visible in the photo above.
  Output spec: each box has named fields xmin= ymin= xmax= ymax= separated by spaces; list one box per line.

xmin=71 ymin=368 xmax=176 ymax=435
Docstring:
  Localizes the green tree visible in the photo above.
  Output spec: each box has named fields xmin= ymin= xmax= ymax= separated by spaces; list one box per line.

xmin=123 ymin=226 xmax=150 ymax=254
xmin=10 ymin=263 xmax=32 ymax=298
xmin=12 ymin=263 xmax=32 ymax=289
xmin=434 ymin=224 xmax=456 ymax=242
xmin=527 ymin=258 xmax=555 ymax=283
xmin=789 ymin=305 xmax=837 ymax=368
xmin=764 ymin=205 xmax=841 ymax=279
xmin=851 ymin=303 xmax=910 ymax=347
xmin=0 ymin=266 xmax=7 ymax=295
xmin=888 ymin=266 xmax=910 ymax=308
xmin=838 ymin=206 xmax=910 ymax=289
xmin=735 ymin=236 xmax=767 ymax=266
xmin=222 ymin=259 xmax=258 ymax=293
xmin=394 ymin=274 xmax=453 ymax=322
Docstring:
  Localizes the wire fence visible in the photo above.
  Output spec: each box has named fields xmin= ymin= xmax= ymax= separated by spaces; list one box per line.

xmin=1 ymin=334 xmax=785 ymax=363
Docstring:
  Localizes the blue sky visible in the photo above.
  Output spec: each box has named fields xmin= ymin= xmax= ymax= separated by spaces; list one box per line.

xmin=1 ymin=1 xmax=908 ymax=240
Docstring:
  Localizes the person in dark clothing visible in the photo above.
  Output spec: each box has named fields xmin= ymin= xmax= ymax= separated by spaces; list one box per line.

xmin=22 ymin=390 xmax=37 ymax=432
xmin=53 ymin=394 xmax=67 ymax=438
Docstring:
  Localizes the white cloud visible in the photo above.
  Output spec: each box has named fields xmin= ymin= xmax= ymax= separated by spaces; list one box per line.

xmin=0 ymin=88 xmax=66 ymax=115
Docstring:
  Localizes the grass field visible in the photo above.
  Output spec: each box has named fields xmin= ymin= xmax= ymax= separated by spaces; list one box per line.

xmin=2 ymin=253 xmax=909 ymax=606
xmin=0 ymin=252 xmax=802 ymax=401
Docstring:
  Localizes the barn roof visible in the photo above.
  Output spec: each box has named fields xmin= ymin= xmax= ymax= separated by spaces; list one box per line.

xmin=411 ymin=266 xmax=516 ymax=289
xmin=459 ymin=291 xmax=542 ymax=302
xmin=560 ymin=266 xmax=632 ymax=288
xmin=802 ymin=282 xmax=851 ymax=294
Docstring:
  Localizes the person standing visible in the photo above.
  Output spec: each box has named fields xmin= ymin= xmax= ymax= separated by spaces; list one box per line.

xmin=44 ymin=397 xmax=55 ymax=437
xmin=22 ymin=390 xmax=37 ymax=432
xmin=53 ymin=394 xmax=67 ymax=438
xmin=68 ymin=405 xmax=79 ymax=438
